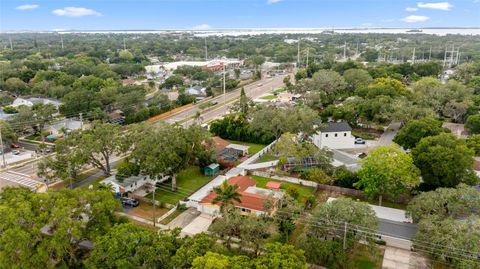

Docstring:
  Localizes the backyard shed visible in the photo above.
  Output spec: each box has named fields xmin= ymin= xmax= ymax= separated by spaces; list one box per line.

xmin=204 ymin=163 xmax=220 ymax=176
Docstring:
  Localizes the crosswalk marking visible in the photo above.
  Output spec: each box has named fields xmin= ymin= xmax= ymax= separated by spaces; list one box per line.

xmin=0 ymin=172 xmax=40 ymax=190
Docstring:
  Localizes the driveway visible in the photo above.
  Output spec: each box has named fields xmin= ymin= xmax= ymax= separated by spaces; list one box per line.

xmin=181 ymin=213 xmax=214 ymax=236
xmin=377 ymin=122 xmax=401 ymax=147
xmin=167 ymin=207 xmax=201 ymax=229
xmin=382 ymin=246 xmax=429 ymax=269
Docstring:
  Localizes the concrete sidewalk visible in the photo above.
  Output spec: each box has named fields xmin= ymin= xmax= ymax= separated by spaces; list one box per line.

xmin=382 ymin=246 xmax=429 ymax=269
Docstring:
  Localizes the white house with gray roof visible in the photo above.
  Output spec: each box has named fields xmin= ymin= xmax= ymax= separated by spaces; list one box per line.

xmin=312 ymin=122 xmax=355 ymax=150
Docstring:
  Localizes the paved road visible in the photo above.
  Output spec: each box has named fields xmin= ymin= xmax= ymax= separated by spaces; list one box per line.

xmin=163 ymin=74 xmax=290 ymax=127
xmin=18 ymin=141 xmax=39 ymax=152
xmin=377 ymin=122 xmax=401 ymax=146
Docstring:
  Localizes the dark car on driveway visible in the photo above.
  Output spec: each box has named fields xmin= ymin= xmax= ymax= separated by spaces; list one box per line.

xmin=121 ymin=197 xmax=139 ymax=207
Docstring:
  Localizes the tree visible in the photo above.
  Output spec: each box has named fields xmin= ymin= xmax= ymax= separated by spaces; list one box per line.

xmin=362 ymin=48 xmax=379 ymax=62
xmin=212 ymin=181 xmax=242 ymax=212
xmin=172 ymin=233 xmax=216 ymax=269
xmin=413 ymin=216 xmax=480 ymax=269
xmin=250 ymin=106 xmax=318 ymax=140
xmin=130 ymin=123 xmax=213 ymax=191
xmin=254 ymin=243 xmax=308 ymax=269
xmin=0 ymin=121 xmax=17 ymax=147
xmin=0 ymin=187 xmax=120 ymax=268
xmin=296 ymin=197 xmax=377 ymax=267
xmin=65 ymin=121 xmax=129 ymax=176
xmin=342 ymin=68 xmax=372 ymax=92
xmin=5 ymin=77 xmax=28 ymax=95
xmin=355 ymin=145 xmax=420 ymax=205
xmin=406 ymin=184 xmax=480 ymax=223
xmin=310 ymin=70 xmax=347 ymax=102
xmin=191 ymin=252 xmax=252 ymax=269
xmin=466 ymin=134 xmax=480 ymax=155
xmin=238 ymin=87 xmax=250 ymax=115
xmin=412 ymin=133 xmax=478 ymax=189
xmin=163 ymin=75 xmax=184 ymax=89
xmin=465 ymin=114 xmax=480 ymax=134
xmin=393 ymin=117 xmax=446 ymax=149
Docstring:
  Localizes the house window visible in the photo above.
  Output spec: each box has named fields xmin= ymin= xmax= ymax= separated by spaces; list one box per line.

xmin=241 ymin=208 xmax=251 ymax=213
xmin=325 ymin=134 xmax=329 ymax=138
xmin=334 ymin=133 xmax=338 ymax=137
xmin=344 ymin=133 xmax=347 ymax=137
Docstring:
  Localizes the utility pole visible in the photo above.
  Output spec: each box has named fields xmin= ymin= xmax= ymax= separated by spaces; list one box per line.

xmin=223 ymin=64 xmax=226 ymax=115
xmin=152 ymin=184 xmax=156 ymax=227
xmin=306 ymin=48 xmax=309 ymax=68
xmin=297 ymin=38 xmax=300 ymax=67
xmin=455 ymin=47 xmax=460 ymax=65
xmin=343 ymin=41 xmax=347 ymax=60
xmin=443 ymin=46 xmax=447 ymax=67
xmin=9 ymin=37 xmax=13 ymax=50
xmin=0 ymin=126 xmax=6 ymax=168
xmin=412 ymin=47 xmax=416 ymax=64
xmin=123 ymin=38 xmax=126 ymax=50
xmin=355 ymin=40 xmax=359 ymax=56
xmin=79 ymin=113 xmax=83 ymax=131
xmin=343 ymin=222 xmax=348 ymax=250
xmin=428 ymin=46 xmax=432 ymax=61
xmin=449 ymin=45 xmax=454 ymax=67
xmin=204 ymin=37 xmax=208 ymax=61
xmin=61 ymin=36 xmax=64 ymax=50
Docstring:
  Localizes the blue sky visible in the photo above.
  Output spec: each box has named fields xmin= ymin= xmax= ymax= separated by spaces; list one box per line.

xmin=1 ymin=0 xmax=479 ymax=31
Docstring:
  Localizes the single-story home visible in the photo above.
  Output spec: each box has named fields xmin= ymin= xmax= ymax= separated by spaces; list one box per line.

xmin=312 ymin=121 xmax=355 ymax=150
xmin=44 ymin=119 xmax=83 ymax=135
xmin=101 ymin=174 xmax=165 ymax=194
xmin=11 ymin=97 xmax=61 ymax=109
xmin=198 ymin=175 xmax=283 ymax=216
xmin=226 ymin=144 xmax=249 ymax=156
xmin=186 ymin=85 xmax=207 ymax=97
xmin=218 ymin=144 xmax=250 ymax=162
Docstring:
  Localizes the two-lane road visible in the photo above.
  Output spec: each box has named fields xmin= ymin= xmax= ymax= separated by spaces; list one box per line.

xmin=162 ymin=74 xmax=290 ymax=127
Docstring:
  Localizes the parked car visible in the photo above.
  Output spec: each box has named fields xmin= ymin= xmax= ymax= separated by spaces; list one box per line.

xmin=355 ymin=138 xmax=366 ymax=144
xmin=10 ymin=143 xmax=20 ymax=149
xmin=121 ymin=197 xmax=139 ymax=207
xmin=12 ymin=150 xmax=20 ymax=155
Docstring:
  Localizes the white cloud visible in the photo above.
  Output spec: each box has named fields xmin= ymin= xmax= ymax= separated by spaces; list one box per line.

xmin=52 ymin=7 xmax=101 ymax=17
xmin=381 ymin=19 xmax=395 ymax=22
xmin=16 ymin=4 xmax=39 ymax=10
xmin=405 ymin=7 xmax=418 ymax=12
xmin=361 ymin=23 xmax=373 ymax=27
xmin=401 ymin=15 xmax=430 ymax=23
xmin=417 ymin=2 xmax=453 ymax=11
xmin=192 ymin=24 xmax=211 ymax=30
xmin=267 ymin=0 xmax=282 ymax=4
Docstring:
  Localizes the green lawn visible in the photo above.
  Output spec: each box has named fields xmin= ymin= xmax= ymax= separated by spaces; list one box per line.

xmin=251 ymin=175 xmax=315 ymax=204
xmin=256 ymin=152 xmax=278 ymax=163
xmin=226 ymin=140 xmax=267 ymax=155
xmin=272 ymin=87 xmax=287 ymax=94
xmin=159 ymin=208 xmax=187 ymax=225
xmin=147 ymin=166 xmax=214 ymax=205
xmin=260 ymin=95 xmax=277 ymax=100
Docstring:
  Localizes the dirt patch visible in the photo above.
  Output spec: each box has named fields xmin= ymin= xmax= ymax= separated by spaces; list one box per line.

xmin=128 ymin=203 xmax=170 ymax=222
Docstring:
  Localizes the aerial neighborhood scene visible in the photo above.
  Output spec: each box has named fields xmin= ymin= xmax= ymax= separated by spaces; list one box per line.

xmin=1 ymin=0 xmax=480 ymax=268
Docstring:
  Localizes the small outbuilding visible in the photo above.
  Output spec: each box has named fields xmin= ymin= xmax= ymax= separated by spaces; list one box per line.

xmin=226 ymin=144 xmax=249 ymax=156
xmin=204 ymin=163 xmax=220 ymax=176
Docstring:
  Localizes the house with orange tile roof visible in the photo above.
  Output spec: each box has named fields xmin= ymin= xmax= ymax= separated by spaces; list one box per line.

xmin=198 ymin=175 xmax=283 ymax=216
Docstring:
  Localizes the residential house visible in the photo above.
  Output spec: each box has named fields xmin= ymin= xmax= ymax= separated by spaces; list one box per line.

xmin=108 ymin=109 xmax=126 ymax=125
xmin=11 ymin=97 xmax=61 ymax=109
xmin=312 ymin=122 xmax=355 ymax=150
xmin=44 ymin=119 xmax=83 ymax=136
xmin=198 ymin=175 xmax=283 ymax=216
xmin=101 ymin=174 xmax=165 ymax=194
xmin=186 ymin=85 xmax=206 ymax=97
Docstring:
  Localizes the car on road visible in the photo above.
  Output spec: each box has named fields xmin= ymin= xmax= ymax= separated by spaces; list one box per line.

xmin=355 ymin=138 xmax=366 ymax=144
xmin=121 ymin=197 xmax=139 ymax=207
xmin=10 ymin=143 xmax=20 ymax=149
xmin=11 ymin=150 xmax=20 ymax=155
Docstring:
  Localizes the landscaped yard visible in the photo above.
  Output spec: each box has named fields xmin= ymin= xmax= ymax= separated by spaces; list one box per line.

xmin=251 ymin=175 xmax=315 ymax=203
xmin=159 ymin=208 xmax=187 ymax=225
xmin=147 ymin=166 xmax=214 ymax=205
xmin=128 ymin=203 xmax=170 ymax=223
xmin=260 ymin=95 xmax=277 ymax=100
xmin=255 ymin=152 xmax=278 ymax=163
xmin=226 ymin=140 xmax=267 ymax=155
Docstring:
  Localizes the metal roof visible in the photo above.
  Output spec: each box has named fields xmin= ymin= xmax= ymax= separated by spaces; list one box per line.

xmin=321 ymin=122 xmax=352 ymax=133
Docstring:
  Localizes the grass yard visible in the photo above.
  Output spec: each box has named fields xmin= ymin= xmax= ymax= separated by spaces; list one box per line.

xmin=128 ymin=203 xmax=170 ymax=223
xmin=251 ymin=175 xmax=315 ymax=204
xmin=260 ymin=95 xmax=277 ymax=100
xmin=226 ymin=140 xmax=267 ymax=155
xmin=159 ymin=208 xmax=187 ymax=225
xmin=349 ymin=244 xmax=384 ymax=269
xmin=255 ymin=152 xmax=278 ymax=163
xmin=147 ymin=166 xmax=214 ymax=206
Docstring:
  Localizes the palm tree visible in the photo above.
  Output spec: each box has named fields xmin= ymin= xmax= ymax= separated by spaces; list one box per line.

xmin=212 ymin=181 xmax=242 ymax=213
xmin=193 ymin=111 xmax=203 ymax=124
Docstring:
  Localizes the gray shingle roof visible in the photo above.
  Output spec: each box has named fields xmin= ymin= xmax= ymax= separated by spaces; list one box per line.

xmin=321 ymin=122 xmax=352 ymax=132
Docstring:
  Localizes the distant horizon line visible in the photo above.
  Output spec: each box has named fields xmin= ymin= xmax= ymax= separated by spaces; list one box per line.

xmin=2 ymin=26 xmax=480 ymax=34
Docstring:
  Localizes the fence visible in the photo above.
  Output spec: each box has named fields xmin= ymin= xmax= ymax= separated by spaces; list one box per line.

xmin=238 ymin=139 xmax=277 ymax=168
